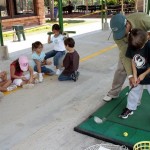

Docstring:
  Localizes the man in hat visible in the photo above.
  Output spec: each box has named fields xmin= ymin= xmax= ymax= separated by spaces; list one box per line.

xmin=103 ymin=12 xmax=150 ymax=102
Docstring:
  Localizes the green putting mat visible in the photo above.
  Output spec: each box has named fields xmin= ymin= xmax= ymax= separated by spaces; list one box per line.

xmin=74 ymin=87 xmax=150 ymax=149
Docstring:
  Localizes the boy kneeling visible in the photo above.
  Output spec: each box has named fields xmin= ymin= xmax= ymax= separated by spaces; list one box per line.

xmin=58 ymin=38 xmax=80 ymax=82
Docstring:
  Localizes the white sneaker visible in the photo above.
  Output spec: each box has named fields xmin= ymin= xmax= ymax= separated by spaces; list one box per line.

xmin=103 ymin=95 xmax=112 ymax=102
xmin=39 ymin=76 xmax=43 ymax=82
xmin=38 ymin=73 xmax=43 ymax=83
xmin=7 ymin=85 xmax=17 ymax=91
xmin=34 ymin=79 xmax=39 ymax=84
xmin=56 ymin=69 xmax=61 ymax=75
xmin=22 ymin=84 xmax=34 ymax=89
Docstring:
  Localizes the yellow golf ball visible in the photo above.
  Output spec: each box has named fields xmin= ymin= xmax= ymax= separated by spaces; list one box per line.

xmin=123 ymin=132 xmax=128 ymax=137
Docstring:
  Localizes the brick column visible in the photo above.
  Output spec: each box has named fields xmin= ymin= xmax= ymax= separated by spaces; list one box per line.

xmin=36 ymin=0 xmax=45 ymax=24
xmin=137 ymin=0 xmax=144 ymax=12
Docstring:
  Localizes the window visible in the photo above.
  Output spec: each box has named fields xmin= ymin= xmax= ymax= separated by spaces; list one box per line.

xmin=0 ymin=0 xmax=9 ymax=17
xmin=14 ymin=0 xmax=34 ymax=15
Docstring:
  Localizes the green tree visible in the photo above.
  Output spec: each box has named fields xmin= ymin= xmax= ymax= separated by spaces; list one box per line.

xmin=44 ymin=0 xmax=58 ymax=7
xmin=107 ymin=0 xmax=118 ymax=5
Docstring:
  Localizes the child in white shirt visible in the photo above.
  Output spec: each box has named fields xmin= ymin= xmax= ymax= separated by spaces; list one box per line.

xmin=46 ymin=24 xmax=66 ymax=75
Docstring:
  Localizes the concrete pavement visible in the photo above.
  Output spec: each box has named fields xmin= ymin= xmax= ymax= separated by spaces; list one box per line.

xmin=0 ymin=19 xmax=129 ymax=150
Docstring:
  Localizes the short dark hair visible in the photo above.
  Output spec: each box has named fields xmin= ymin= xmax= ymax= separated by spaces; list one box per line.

xmin=52 ymin=24 xmax=60 ymax=31
xmin=128 ymin=28 xmax=147 ymax=50
xmin=32 ymin=41 xmax=43 ymax=52
xmin=64 ymin=37 xmax=75 ymax=48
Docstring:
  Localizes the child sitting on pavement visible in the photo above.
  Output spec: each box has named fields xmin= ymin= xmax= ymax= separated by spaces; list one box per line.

xmin=10 ymin=56 xmax=37 ymax=88
xmin=0 ymin=70 xmax=17 ymax=98
xmin=32 ymin=41 xmax=55 ymax=82
xmin=58 ymin=37 xmax=80 ymax=81
xmin=46 ymin=24 xmax=66 ymax=75
xmin=119 ymin=29 xmax=150 ymax=119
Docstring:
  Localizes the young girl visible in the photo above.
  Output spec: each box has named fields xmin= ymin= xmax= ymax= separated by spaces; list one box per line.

xmin=0 ymin=70 xmax=17 ymax=97
xmin=58 ymin=37 xmax=80 ymax=81
xmin=10 ymin=56 xmax=37 ymax=88
xmin=32 ymin=41 xmax=55 ymax=82
xmin=119 ymin=29 xmax=150 ymax=119
xmin=45 ymin=24 xmax=66 ymax=75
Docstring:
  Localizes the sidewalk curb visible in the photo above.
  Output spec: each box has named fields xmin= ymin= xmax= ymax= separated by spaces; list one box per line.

xmin=3 ymin=24 xmax=52 ymax=38
xmin=3 ymin=22 xmax=70 ymax=38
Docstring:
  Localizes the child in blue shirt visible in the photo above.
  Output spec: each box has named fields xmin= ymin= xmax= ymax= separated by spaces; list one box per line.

xmin=32 ymin=41 xmax=55 ymax=82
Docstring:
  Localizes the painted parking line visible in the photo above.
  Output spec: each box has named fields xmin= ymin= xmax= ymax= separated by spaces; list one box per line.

xmin=80 ymin=44 xmax=117 ymax=62
xmin=4 ymin=87 xmax=21 ymax=96
xmin=3 ymin=44 xmax=117 ymax=96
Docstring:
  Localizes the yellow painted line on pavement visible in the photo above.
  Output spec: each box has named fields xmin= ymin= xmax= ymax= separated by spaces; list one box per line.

xmin=80 ymin=44 xmax=117 ymax=63
xmin=4 ymin=87 xmax=21 ymax=96
xmin=3 ymin=44 xmax=117 ymax=96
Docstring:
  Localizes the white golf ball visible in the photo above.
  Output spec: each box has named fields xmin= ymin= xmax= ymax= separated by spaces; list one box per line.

xmin=94 ymin=116 xmax=103 ymax=124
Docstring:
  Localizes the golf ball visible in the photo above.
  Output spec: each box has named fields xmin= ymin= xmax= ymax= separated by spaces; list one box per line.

xmin=123 ymin=132 xmax=128 ymax=137
xmin=94 ymin=116 xmax=102 ymax=124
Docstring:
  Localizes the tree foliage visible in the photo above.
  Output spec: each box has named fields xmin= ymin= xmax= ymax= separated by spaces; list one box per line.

xmin=44 ymin=0 xmax=135 ymax=7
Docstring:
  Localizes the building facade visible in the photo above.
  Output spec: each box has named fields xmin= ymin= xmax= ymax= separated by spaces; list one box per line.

xmin=0 ymin=0 xmax=45 ymax=29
